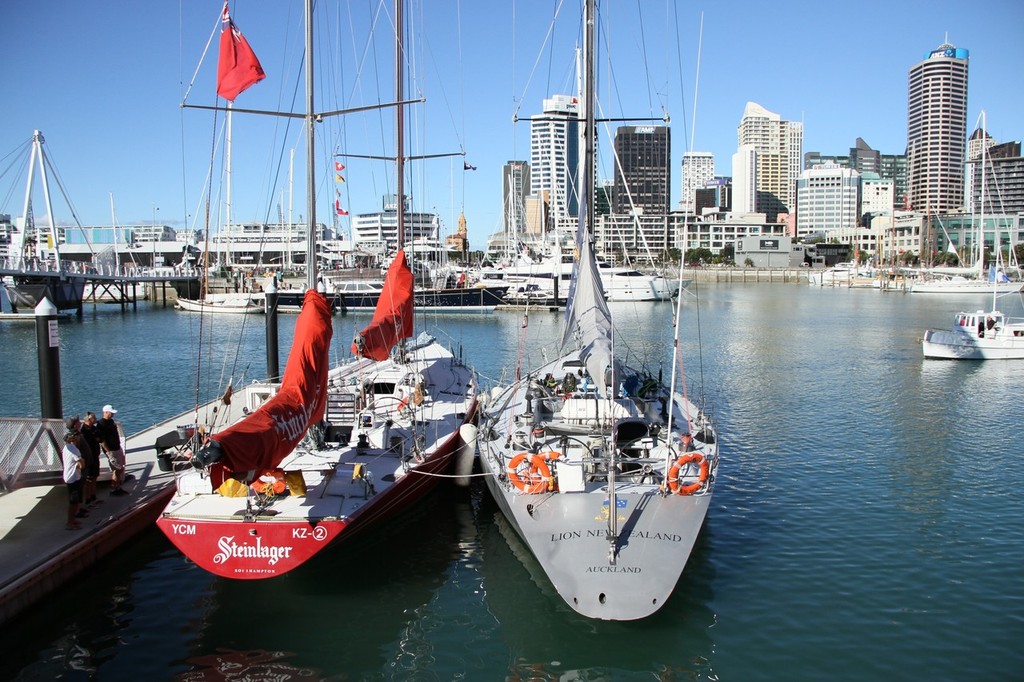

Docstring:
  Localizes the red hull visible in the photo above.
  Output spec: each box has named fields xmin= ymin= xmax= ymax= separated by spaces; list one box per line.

xmin=157 ymin=516 xmax=348 ymax=579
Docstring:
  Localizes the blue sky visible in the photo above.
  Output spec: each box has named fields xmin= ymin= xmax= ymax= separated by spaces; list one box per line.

xmin=1 ymin=0 xmax=1022 ymax=251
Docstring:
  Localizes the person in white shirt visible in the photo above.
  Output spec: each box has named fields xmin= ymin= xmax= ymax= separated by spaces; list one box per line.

xmin=62 ymin=429 xmax=85 ymax=530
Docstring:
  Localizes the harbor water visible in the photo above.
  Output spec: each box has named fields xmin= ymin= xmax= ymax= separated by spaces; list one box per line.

xmin=3 ymin=284 xmax=1023 ymax=680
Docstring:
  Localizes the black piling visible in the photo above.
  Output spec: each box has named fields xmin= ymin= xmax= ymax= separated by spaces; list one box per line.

xmin=265 ymin=278 xmax=280 ymax=382
xmin=35 ymin=297 xmax=63 ymax=418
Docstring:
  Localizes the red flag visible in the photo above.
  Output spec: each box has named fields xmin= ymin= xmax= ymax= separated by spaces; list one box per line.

xmin=352 ymin=251 xmax=414 ymax=360
xmin=217 ymin=5 xmax=266 ymax=101
xmin=334 ymin=161 xmax=346 ymax=172
xmin=335 ymin=200 xmax=348 ymax=216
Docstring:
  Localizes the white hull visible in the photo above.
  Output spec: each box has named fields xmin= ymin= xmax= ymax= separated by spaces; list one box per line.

xmin=479 ymin=350 xmax=717 ymax=620
xmin=922 ymin=309 xmax=1024 ymax=360
xmin=910 ymin=279 xmax=1022 ymax=295
xmin=175 ymin=293 xmax=264 ymax=314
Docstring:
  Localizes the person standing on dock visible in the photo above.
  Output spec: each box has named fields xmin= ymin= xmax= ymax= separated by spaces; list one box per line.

xmin=80 ymin=412 xmax=103 ymax=507
xmin=98 ymin=405 xmax=128 ymax=497
xmin=62 ymin=428 xmax=85 ymax=530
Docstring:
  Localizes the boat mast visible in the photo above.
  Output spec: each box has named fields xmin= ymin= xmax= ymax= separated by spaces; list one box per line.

xmin=226 ymin=106 xmax=233 ymax=269
xmin=395 ymin=0 xmax=405 ymax=254
xmin=304 ymin=0 xmax=317 ymax=291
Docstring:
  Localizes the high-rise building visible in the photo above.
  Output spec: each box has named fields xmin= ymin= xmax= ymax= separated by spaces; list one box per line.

xmin=680 ymin=152 xmax=715 ymax=213
xmin=731 ymin=145 xmax=757 ymax=215
xmin=612 ymin=125 xmax=671 ymax=215
xmin=736 ymin=102 xmax=803 ymax=221
xmin=971 ymin=135 xmax=1024 ymax=216
xmin=907 ymin=43 xmax=969 ymax=213
xmin=795 ymin=163 xmax=860 ymax=240
xmin=530 ymin=95 xmax=579 ymax=232
xmin=502 ymin=161 xmax=531 ymax=236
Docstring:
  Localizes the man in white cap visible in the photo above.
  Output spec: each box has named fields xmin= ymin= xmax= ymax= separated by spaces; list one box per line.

xmin=98 ymin=404 xmax=128 ymax=496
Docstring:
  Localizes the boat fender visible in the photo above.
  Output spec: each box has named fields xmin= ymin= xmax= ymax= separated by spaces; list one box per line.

xmin=508 ymin=451 xmax=560 ymax=494
xmin=667 ymin=453 xmax=709 ymax=495
xmin=455 ymin=423 xmax=478 ymax=487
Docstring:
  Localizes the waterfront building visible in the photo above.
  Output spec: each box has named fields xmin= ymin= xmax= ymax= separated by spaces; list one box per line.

xmin=795 ymin=163 xmax=861 ymax=241
xmin=968 ymin=134 xmax=1024 ymax=216
xmin=530 ymin=94 xmax=580 ymax=233
xmin=736 ymin=101 xmax=803 ymax=221
xmin=594 ymin=213 xmax=670 ymax=263
xmin=612 ymin=125 xmax=671 ymax=215
xmin=675 ymin=211 xmax=787 ymax=257
xmin=805 ymin=140 xmax=907 ymax=209
xmin=351 ymin=194 xmax=440 ymax=252
xmin=907 ymin=43 xmax=969 ymax=214
xmin=681 ymin=152 xmax=715 ymax=214
xmin=926 ymin=211 xmax=1024 ymax=264
xmin=734 ymin=235 xmax=803 ymax=268
xmin=590 ymin=208 xmax=787 ymax=262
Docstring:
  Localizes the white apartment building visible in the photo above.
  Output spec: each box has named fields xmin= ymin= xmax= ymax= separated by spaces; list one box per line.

xmin=736 ymin=102 xmax=803 ymax=220
xmin=795 ymin=163 xmax=860 ymax=240
xmin=351 ymin=195 xmax=441 ymax=252
xmin=530 ymin=95 xmax=579 ymax=233
xmin=861 ymin=175 xmax=895 ymax=215
xmin=680 ymin=152 xmax=715 ymax=213
xmin=731 ymin=145 xmax=757 ymax=215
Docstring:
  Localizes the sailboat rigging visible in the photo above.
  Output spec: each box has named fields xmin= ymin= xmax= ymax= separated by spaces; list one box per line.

xmin=155 ymin=0 xmax=478 ymax=579
xmin=477 ymin=0 xmax=720 ymax=621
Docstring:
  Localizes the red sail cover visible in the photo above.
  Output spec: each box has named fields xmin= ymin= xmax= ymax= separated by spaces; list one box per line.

xmin=352 ymin=250 xmax=414 ymax=360
xmin=214 ymin=290 xmax=333 ymax=472
xmin=216 ymin=6 xmax=266 ymax=101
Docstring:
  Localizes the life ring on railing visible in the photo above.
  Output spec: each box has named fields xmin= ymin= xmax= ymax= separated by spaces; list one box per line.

xmin=507 ymin=451 xmax=561 ymax=494
xmin=667 ymin=453 xmax=709 ymax=495
xmin=251 ymin=468 xmax=287 ymax=496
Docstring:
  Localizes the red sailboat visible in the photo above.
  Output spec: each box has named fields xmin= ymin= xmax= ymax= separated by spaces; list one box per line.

xmin=155 ymin=0 xmax=477 ymax=579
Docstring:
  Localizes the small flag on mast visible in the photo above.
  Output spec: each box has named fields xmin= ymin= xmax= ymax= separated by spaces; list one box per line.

xmin=335 ymin=161 xmax=346 ymax=172
xmin=335 ymin=200 xmax=348 ymax=216
xmin=335 ymin=174 xmax=346 ymax=183
xmin=216 ymin=3 xmax=266 ymax=101
xmin=463 ymin=161 xmax=477 ymax=171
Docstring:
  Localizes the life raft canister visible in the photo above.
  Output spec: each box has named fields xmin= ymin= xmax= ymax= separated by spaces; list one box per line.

xmin=507 ymin=451 xmax=561 ymax=494
xmin=667 ymin=452 xmax=709 ymax=495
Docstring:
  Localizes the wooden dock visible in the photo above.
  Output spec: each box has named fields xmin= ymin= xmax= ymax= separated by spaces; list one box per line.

xmin=0 ymin=415 xmax=189 ymax=627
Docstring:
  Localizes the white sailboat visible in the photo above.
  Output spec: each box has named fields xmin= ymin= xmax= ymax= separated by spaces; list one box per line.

xmin=477 ymin=0 xmax=719 ymax=621
xmin=155 ymin=0 xmax=477 ymax=578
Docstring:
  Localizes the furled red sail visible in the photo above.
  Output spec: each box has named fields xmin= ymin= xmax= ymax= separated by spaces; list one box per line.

xmin=210 ymin=290 xmax=333 ymax=472
xmin=351 ymin=250 xmax=414 ymax=360
xmin=216 ymin=4 xmax=266 ymax=101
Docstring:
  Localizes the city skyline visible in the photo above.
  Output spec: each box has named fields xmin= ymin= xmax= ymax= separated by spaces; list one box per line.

xmin=1 ymin=1 xmax=1022 ymax=250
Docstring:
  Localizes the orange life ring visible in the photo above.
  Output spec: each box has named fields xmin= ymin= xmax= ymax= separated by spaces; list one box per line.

xmin=507 ymin=451 xmax=561 ymax=494
xmin=667 ymin=453 xmax=709 ymax=495
xmin=251 ymin=468 xmax=287 ymax=496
